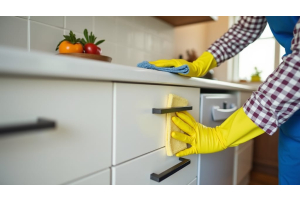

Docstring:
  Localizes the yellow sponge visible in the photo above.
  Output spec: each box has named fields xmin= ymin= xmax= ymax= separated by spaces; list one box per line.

xmin=166 ymin=94 xmax=188 ymax=156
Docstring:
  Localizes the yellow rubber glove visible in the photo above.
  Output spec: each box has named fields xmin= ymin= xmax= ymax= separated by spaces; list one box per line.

xmin=149 ymin=51 xmax=217 ymax=77
xmin=171 ymin=107 xmax=265 ymax=157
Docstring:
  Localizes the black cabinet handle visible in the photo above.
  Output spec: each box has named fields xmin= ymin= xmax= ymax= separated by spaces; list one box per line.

xmin=0 ymin=118 xmax=56 ymax=135
xmin=150 ymin=158 xmax=191 ymax=182
xmin=152 ymin=106 xmax=192 ymax=114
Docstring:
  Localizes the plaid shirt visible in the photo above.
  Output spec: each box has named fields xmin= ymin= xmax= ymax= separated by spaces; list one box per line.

xmin=208 ymin=16 xmax=300 ymax=135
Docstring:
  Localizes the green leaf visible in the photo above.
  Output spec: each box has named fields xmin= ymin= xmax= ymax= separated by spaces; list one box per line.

xmin=55 ymin=39 xmax=66 ymax=51
xmin=89 ymin=31 xmax=92 ymax=43
xmin=69 ymin=31 xmax=73 ymax=43
xmin=89 ymin=35 xmax=92 ymax=44
xmin=84 ymin=29 xmax=89 ymax=43
xmin=69 ymin=31 xmax=78 ymax=44
xmin=76 ymin=38 xmax=82 ymax=46
xmin=90 ymin=35 xmax=94 ymax=43
xmin=95 ymin=40 xmax=105 ymax=45
xmin=73 ymin=33 xmax=77 ymax=44
xmin=63 ymin=35 xmax=71 ymax=40
xmin=81 ymin=29 xmax=104 ymax=45
xmin=91 ymin=33 xmax=95 ymax=43
xmin=81 ymin=38 xmax=86 ymax=46
xmin=73 ymin=32 xmax=77 ymax=43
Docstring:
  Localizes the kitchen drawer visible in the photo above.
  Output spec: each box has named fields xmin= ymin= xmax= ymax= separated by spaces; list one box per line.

xmin=0 ymin=77 xmax=113 ymax=184
xmin=198 ymin=148 xmax=235 ymax=185
xmin=113 ymin=83 xmax=200 ymax=165
xmin=234 ymin=140 xmax=253 ymax=184
xmin=112 ymin=148 xmax=197 ymax=185
xmin=69 ymin=168 xmax=110 ymax=185
xmin=200 ymin=94 xmax=238 ymax=127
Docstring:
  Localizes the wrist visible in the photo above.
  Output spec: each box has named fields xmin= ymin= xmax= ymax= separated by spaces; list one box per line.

xmin=201 ymin=51 xmax=217 ymax=69
xmin=192 ymin=52 xmax=217 ymax=77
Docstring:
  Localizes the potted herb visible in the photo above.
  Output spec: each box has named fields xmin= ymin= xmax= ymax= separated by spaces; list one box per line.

xmin=251 ymin=67 xmax=262 ymax=82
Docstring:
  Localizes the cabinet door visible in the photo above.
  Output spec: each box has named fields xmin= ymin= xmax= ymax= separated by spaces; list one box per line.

xmin=198 ymin=148 xmax=235 ymax=185
xmin=113 ymin=83 xmax=200 ymax=165
xmin=69 ymin=169 xmax=110 ymax=185
xmin=198 ymin=94 xmax=237 ymax=185
xmin=112 ymin=148 xmax=197 ymax=185
xmin=234 ymin=140 xmax=253 ymax=184
xmin=0 ymin=77 xmax=113 ymax=184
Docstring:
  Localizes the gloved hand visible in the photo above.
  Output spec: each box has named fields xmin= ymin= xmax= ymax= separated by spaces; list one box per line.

xmin=149 ymin=51 xmax=217 ymax=77
xmin=171 ymin=107 xmax=265 ymax=157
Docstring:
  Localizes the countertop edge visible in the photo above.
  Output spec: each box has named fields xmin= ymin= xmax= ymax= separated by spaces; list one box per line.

xmin=0 ymin=47 xmax=257 ymax=92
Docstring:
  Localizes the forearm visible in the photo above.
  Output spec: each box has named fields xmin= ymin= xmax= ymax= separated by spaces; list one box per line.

xmin=207 ymin=16 xmax=267 ymax=66
xmin=243 ymin=19 xmax=300 ymax=135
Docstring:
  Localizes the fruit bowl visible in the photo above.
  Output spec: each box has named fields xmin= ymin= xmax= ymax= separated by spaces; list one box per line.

xmin=57 ymin=53 xmax=112 ymax=63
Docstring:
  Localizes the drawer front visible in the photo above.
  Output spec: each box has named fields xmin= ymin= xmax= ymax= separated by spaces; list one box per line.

xmin=0 ymin=77 xmax=113 ymax=184
xmin=236 ymin=140 xmax=253 ymax=184
xmin=69 ymin=168 xmax=110 ymax=185
xmin=198 ymin=147 xmax=235 ymax=185
xmin=112 ymin=148 xmax=197 ymax=185
xmin=200 ymin=94 xmax=238 ymax=127
xmin=113 ymin=83 xmax=200 ymax=165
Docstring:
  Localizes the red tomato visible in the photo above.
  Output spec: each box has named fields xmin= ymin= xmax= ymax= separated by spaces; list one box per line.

xmin=97 ymin=47 xmax=102 ymax=55
xmin=84 ymin=43 xmax=99 ymax=55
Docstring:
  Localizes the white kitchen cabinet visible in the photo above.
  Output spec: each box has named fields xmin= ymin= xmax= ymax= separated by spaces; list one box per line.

xmin=112 ymin=148 xmax=197 ymax=185
xmin=0 ymin=77 xmax=113 ymax=184
xmin=69 ymin=168 xmax=111 ymax=185
xmin=198 ymin=94 xmax=238 ymax=185
xmin=233 ymin=140 xmax=254 ymax=185
xmin=233 ymin=91 xmax=254 ymax=185
xmin=113 ymin=83 xmax=200 ymax=165
xmin=0 ymin=48 xmax=257 ymax=185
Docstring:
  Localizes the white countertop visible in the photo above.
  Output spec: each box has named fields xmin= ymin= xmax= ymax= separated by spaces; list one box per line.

xmin=0 ymin=47 xmax=256 ymax=92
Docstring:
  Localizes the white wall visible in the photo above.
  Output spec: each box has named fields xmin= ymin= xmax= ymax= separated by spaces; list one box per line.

xmin=0 ymin=16 xmax=234 ymax=82
xmin=174 ymin=23 xmax=208 ymax=60
xmin=0 ymin=16 xmax=174 ymax=67
xmin=174 ymin=16 xmax=231 ymax=82
xmin=205 ymin=16 xmax=230 ymax=82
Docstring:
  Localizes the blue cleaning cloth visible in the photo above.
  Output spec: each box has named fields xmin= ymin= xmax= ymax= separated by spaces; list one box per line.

xmin=137 ymin=61 xmax=189 ymax=75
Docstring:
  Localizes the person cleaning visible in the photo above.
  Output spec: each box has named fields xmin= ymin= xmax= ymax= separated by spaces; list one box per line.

xmin=147 ymin=16 xmax=300 ymax=185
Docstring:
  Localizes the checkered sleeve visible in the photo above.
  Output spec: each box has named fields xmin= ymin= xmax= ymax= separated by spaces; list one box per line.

xmin=243 ymin=18 xmax=300 ymax=135
xmin=207 ymin=16 xmax=267 ymax=66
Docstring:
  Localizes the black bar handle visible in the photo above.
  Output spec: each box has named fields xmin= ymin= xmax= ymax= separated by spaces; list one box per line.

xmin=150 ymin=158 xmax=191 ymax=182
xmin=152 ymin=106 xmax=192 ymax=114
xmin=0 ymin=118 xmax=56 ymax=135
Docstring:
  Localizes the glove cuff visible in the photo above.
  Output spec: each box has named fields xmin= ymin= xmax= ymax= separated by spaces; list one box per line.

xmin=220 ymin=107 xmax=265 ymax=147
xmin=198 ymin=51 xmax=218 ymax=70
xmin=190 ymin=51 xmax=217 ymax=77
